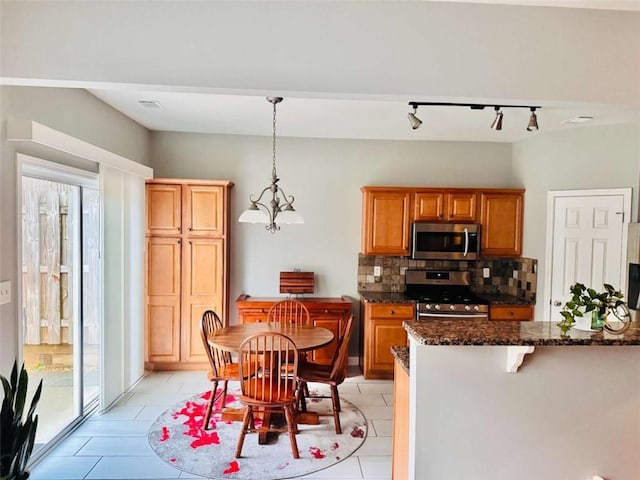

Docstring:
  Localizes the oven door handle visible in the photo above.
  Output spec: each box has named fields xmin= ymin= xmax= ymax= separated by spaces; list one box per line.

xmin=417 ymin=312 xmax=488 ymax=319
xmin=463 ymin=228 xmax=469 ymax=257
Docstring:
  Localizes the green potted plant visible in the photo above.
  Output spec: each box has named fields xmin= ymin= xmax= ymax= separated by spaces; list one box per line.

xmin=559 ymin=282 xmax=629 ymax=334
xmin=1 ymin=361 xmax=42 ymax=480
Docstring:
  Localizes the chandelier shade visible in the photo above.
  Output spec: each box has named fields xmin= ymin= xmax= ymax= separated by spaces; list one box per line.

xmin=238 ymin=96 xmax=303 ymax=233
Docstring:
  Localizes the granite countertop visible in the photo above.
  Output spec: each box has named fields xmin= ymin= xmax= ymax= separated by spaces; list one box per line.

xmin=477 ymin=293 xmax=535 ymax=305
xmin=390 ymin=346 xmax=409 ymax=374
xmin=359 ymin=292 xmax=415 ymax=303
xmin=403 ymin=319 xmax=640 ymax=346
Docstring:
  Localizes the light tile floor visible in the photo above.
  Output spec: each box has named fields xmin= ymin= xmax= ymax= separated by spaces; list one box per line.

xmin=31 ymin=369 xmax=393 ymax=480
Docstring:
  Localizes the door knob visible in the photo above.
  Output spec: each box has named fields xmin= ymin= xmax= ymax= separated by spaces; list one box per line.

xmin=553 ymin=300 xmax=562 ymax=307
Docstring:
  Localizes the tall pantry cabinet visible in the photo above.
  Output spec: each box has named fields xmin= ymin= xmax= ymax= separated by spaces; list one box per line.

xmin=145 ymin=179 xmax=233 ymax=370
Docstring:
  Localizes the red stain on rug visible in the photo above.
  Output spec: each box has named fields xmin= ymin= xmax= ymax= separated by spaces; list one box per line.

xmin=170 ymin=458 xmax=176 ymax=463
xmin=309 ymin=446 xmax=326 ymax=459
xmin=351 ymin=425 xmax=365 ymax=438
xmin=160 ymin=426 xmax=170 ymax=442
xmin=223 ymin=460 xmax=240 ymax=474
xmin=331 ymin=442 xmax=339 ymax=450
xmin=190 ymin=430 xmax=220 ymax=449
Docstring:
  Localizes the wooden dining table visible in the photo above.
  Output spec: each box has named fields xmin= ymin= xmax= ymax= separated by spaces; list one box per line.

xmin=208 ymin=322 xmax=334 ymax=444
xmin=208 ymin=322 xmax=334 ymax=354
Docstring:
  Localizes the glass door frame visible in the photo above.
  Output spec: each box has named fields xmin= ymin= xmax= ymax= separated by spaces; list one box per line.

xmin=17 ymin=153 xmax=101 ymax=459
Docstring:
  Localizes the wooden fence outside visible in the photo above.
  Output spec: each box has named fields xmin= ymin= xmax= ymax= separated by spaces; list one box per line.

xmin=22 ymin=177 xmax=100 ymax=346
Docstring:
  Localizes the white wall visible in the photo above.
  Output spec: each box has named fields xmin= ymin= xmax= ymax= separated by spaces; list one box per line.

xmin=0 ymin=86 xmax=150 ymax=374
xmin=513 ymin=122 xmax=640 ymax=320
xmin=2 ymin=2 xmax=639 ymax=107
xmin=150 ymin=131 xmax=515 ymax=324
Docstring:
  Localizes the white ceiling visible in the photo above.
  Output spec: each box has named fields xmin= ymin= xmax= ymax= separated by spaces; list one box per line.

xmin=86 ymin=0 xmax=640 ymax=144
xmin=88 ymin=89 xmax=640 ymax=144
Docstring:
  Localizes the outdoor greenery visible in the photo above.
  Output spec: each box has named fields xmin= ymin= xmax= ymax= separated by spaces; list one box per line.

xmin=1 ymin=361 xmax=42 ymax=480
xmin=558 ymin=282 xmax=625 ymax=333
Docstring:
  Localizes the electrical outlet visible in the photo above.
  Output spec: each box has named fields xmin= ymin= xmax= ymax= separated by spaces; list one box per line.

xmin=373 ymin=266 xmax=382 ymax=276
xmin=482 ymin=268 xmax=490 ymax=278
xmin=0 ymin=280 xmax=11 ymax=305
xmin=513 ymin=270 xmax=518 ymax=279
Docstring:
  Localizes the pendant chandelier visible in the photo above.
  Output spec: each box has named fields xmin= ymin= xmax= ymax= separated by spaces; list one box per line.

xmin=238 ymin=96 xmax=303 ymax=233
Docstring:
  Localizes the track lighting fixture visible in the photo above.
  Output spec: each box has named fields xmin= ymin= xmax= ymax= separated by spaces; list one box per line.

xmin=408 ymin=105 xmax=422 ymax=130
xmin=408 ymin=101 xmax=541 ymax=132
xmin=527 ymin=107 xmax=539 ymax=131
xmin=490 ymin=106 xmax=503 ymax=131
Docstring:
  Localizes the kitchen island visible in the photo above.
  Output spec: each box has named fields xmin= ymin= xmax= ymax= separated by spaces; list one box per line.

xmin=398 ymin=319 xmax=640 ymax=480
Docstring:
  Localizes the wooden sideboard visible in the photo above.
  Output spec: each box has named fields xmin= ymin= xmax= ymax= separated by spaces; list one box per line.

xmin=235 ymin=295 xmax=353 ymax=369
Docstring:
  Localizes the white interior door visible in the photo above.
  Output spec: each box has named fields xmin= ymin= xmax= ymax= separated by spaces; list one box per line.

xmin=547 ymin=190 xmax=630 ymax=321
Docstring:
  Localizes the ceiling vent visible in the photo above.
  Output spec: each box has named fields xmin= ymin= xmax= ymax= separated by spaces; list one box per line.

xmin=138 ymin=100 xmax=163 ymax=109
xmin=563 ymin=115 xmax=594 ymax=124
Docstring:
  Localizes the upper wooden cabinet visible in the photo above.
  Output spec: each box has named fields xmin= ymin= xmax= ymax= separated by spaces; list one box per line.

xmin=447 ymin=191 xmax=477 ymax=222
xmin=146 ymin=183 xmax=182 ymax=235
xmin=413 ymin=192 xmax=445 ymax=221
xmin=147 ymin=181 xmax=227 ymax=237
xmin=361 ymin=186 xmax=524 ymax=258
xmin=479 ymin=190 xmax=524 ymax=257
xmin=413 ymin=190 xmax=477 ymax=223
xmin=361 ymin=188 xmax=412 ymax=256
xmin=183 ymin=184 xmax=225 ymax=237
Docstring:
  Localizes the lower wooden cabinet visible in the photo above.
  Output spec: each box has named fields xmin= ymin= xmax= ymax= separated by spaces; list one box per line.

xmin=145 ymin=236 xmax=226 ymax=369
xmin=392 ymin=357 xmax=410 ymax=480
xmin=235 ymin=295 xmax=352 ymax=368
xmin=361 ymin=302 xmax=413 ymax=379
xmin=489 ymin=304 xmax=534 ymax=321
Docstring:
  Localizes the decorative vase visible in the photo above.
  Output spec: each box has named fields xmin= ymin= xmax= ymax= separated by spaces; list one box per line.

xmin=604 ymin=303 xmax=632 ymax=334
xmin=591 ymin=310 xmax=606 ymax=330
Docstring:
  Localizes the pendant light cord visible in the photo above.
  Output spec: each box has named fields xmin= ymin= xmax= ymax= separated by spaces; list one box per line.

xmin=272 ymin=99 xmax=277 ymax=179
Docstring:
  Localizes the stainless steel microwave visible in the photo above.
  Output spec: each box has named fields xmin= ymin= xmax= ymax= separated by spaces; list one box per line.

xmin=410 ymin=223 xmax=480 ymax=260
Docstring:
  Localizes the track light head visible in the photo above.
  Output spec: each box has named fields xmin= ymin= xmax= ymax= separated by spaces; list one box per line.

xmin=490 ymin=106 xmax=503 ymax=131
xmin=527 ymin=107 xmax=539 ymax=131
xmin=408 ymin=105 xmax=422 ymax=130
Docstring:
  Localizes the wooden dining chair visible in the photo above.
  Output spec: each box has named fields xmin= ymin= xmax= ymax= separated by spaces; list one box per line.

xmin=296 ymin=314 xmax=354 ymax=434
xmin=199 ymin=310 xmax=241 ymax=430
xmin=268 ymin=298 xmax=311 ymax=366
xmin=267 ymin=298 xmax=310 ymax=325
xmin=235 ymin=332 xmax=300 ymax=459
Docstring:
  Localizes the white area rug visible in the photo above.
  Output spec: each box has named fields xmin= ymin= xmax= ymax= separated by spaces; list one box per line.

xmin=148 ymin=389 xmax=368 ymax=479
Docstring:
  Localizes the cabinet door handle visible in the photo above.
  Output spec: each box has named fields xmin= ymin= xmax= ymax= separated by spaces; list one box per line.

xmin=509 ymin=311 xmax=514 ymax=316
xmin=323 ymin=309 xmax=329 ymax=314
xmin=389 ymin=310 xmax=395 ymax=315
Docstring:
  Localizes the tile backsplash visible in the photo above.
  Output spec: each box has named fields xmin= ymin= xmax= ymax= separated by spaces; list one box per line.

xmin=357 ymin=254 xmax=537 ymax=302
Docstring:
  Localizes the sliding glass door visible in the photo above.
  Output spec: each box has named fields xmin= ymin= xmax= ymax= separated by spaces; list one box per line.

xmin=20 ymin=158 xmax=100 ymax=452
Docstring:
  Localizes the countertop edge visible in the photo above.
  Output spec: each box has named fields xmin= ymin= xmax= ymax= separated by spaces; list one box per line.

xmin=390 ymin=346 xmax=409 ymax=375
xmin=403 ymin=320 xmax=640 ymax=346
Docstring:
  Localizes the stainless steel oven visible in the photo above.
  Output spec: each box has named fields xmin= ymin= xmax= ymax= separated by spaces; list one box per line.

xmin=410 ymin=223 xmax=480 ymax=260
xmin=405 ymin=269 xmax=489 ymax=321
